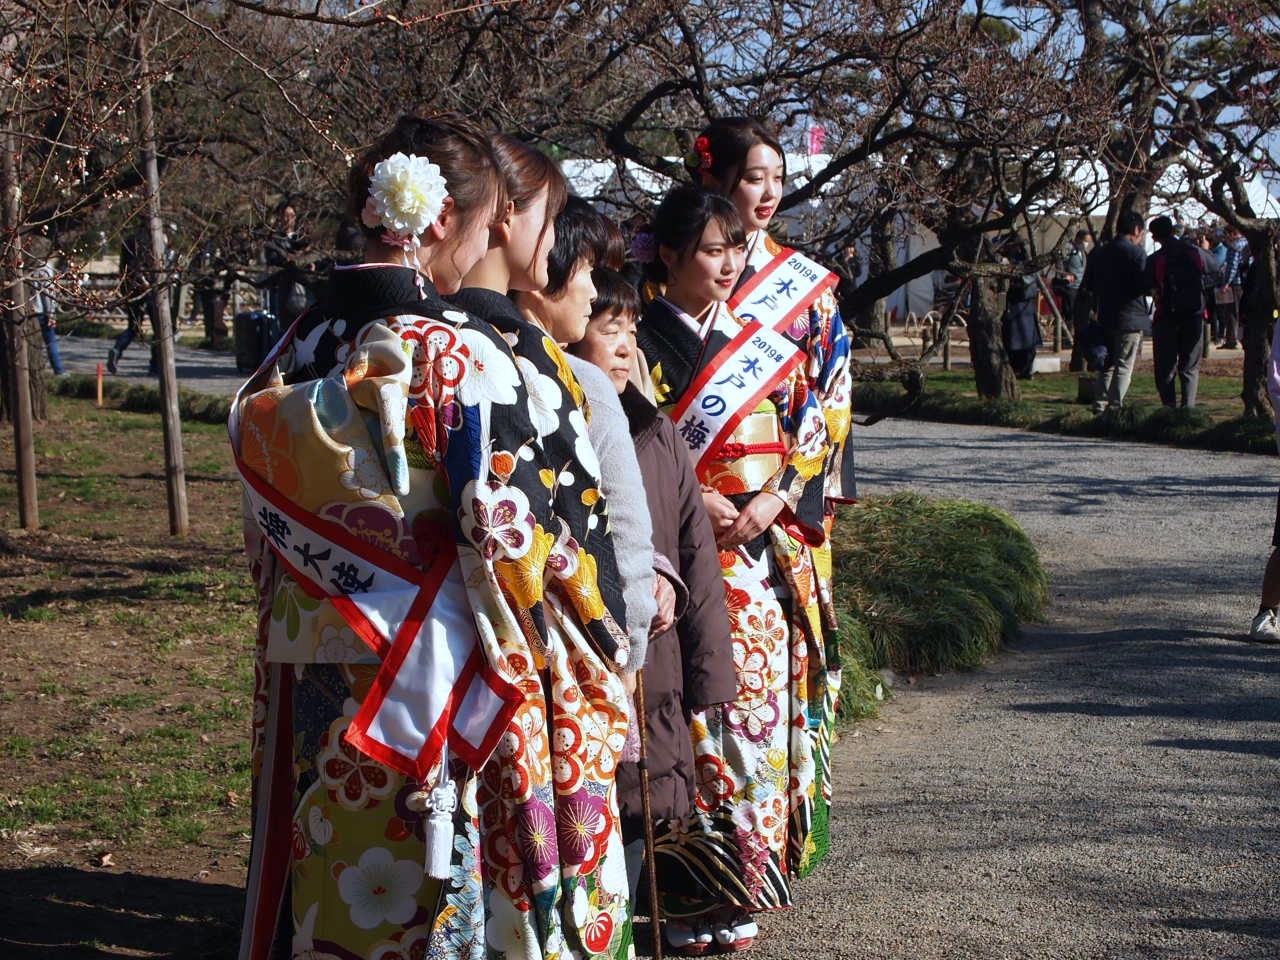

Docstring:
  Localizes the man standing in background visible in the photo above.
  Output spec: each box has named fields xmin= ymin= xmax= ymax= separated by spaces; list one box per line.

xmin=1082 ymin=211 xmax=1149 ymax=414
xmin=1146 ymin=216 xmax=1209 ymax=409
xmin=1060 ymin=228 xmax=1092 ymax=371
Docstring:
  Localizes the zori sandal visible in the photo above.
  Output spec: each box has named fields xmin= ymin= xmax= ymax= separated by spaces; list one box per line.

xmin=664 ymin=919 xmax=715 ymax=956
xmin=722 ymin=911 xmax=758 ymax=952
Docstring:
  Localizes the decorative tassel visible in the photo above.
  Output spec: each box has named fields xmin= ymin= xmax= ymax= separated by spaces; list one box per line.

xmin=423 ymin=776 xmax=457 ymax=880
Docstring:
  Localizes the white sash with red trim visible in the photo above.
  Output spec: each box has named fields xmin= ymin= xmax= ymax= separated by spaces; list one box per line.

xmin=229 ymin=320 xmax=520 ymax=783
xmin=667 ymin=301 xmax=804 ymax=476
xmin=730 ymin=240 xmax=839 ymax=338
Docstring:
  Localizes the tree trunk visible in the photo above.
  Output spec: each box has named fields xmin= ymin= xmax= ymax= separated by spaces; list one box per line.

xmin=137 ymin=20 xmax=189 ymax=536
xmin=965 ymin=276 xmax=1019 ymax=400
xmin=1241 ymin=230 xmax=1277 ymax=418
xmin=1 ymin=127 xmax=39 ymax=527
xmin=858 ymin=210 xmax=895 ymax=335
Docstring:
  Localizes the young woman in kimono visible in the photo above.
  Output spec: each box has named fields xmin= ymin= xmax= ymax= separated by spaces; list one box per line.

xmin=233 ymin=115 xmax=631 ymax=960
xmin=449 ymin=135 xmax=641 ymax=959
xmin=694 ymin=118 xmax=855 ymax=878
xmin=634 ymin=184 xmax=831 ymax=953
xmin=506 ymin=194 xmax=658 ymax=673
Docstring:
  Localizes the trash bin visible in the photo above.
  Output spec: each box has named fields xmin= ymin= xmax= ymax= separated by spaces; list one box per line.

xmin=233 ymin=310 xmax=281 ymax=374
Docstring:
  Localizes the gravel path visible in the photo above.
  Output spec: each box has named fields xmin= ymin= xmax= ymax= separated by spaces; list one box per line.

xmin=751 ymin=420 xmax=1280 ymax=960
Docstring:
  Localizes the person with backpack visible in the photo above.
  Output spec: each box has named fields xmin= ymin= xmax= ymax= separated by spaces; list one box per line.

xmin=1145 ymin=216 xmax=1213 ymax=408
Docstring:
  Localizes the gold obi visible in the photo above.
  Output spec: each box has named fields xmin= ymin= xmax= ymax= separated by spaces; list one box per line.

xmin=662 ymin=398 xmax=786 ymax=494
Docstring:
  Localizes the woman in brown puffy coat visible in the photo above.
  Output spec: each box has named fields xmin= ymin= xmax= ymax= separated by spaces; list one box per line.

xmin=569 ymin=268 xmax=736 ymax=943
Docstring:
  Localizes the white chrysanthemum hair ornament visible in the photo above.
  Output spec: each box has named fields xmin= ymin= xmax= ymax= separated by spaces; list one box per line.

xmin=360 ymin=151 xmax=449 ymax=250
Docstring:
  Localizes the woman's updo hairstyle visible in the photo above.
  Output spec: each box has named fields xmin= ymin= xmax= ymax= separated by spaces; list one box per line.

xmin=349 ymin=113 xmax=503 ymax=242
xmin=689 ymin=117 xmax=786 ymax=195
xmin=490 ymin=134 xmax=568 ymax=228
xmin=647 ymin=183 xmax=745 ymax=284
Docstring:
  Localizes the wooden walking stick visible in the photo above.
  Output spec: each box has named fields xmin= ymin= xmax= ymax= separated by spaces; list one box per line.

xmin=633 ymin=672 xmax=664 ymax=960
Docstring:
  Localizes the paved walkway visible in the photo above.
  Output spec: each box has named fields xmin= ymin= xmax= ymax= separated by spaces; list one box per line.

xmin=751 ymin=421 xmax=1280 ymax=960
xmin=56 ymin=331 xmax=244 ymax=396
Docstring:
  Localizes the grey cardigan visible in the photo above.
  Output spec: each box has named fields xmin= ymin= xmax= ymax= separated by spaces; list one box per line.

xmin=567 ymin=355 xmax=656 ymax=671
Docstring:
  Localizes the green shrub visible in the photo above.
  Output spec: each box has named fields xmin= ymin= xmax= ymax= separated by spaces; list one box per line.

xmin=58 ymin=316 xmax=118 ymax=339
xmin=832 ymin=612 xmax=887 ymax=722
xmin=54 ymin=375 xmax=231 ymax=424
xmin=832 ymin=493 xmax=1047 ymax=681
xmin=1201 ymin=414 xmax=1276 ymax=455
xmin=852 ymin=379 xmax=1276 ymax=455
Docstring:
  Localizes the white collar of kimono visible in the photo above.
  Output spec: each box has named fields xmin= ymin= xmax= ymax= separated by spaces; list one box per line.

xmin=657 ymin=294 xmax=727 ymax=341
xmin=745 ymin=228 xmax=772 ymax=270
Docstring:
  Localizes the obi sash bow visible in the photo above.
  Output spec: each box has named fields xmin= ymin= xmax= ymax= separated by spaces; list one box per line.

xmin=229 ymin=319 xmax=520 ymax=782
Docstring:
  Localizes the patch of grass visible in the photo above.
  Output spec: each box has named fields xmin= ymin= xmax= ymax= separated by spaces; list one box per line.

xmin=1 ymin=735 xmax=35 ymax=759
xmin=169 ymin=817 xmax=209 ymax=844
xmin=99 ymin=691 xmax=159 ymax=710
xmin=192 ymin=457 xmax=226 ymax=475
xmin=832 ymin=613 xmax=888 ymax=721
xmin=139 ymin=572 xmax=215 ymax=601
xmin=832 ymin=493 xmax=1047 ymax=689
xmin=54 ymin=375 xmax=233 ymax=425
xmin=46 ymin=473 xmax=120 ymax=500
xmin=19 ymin=606 xmax=58 ymax=623
xmin=854 ymin=371 xmax=1277 ymax=456
xmin=111 ymin=609 xmax=151 ymax=628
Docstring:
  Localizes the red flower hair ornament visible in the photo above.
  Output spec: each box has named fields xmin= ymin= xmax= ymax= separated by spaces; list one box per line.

xmin=694 ymin=135 xmax=713 ymax=172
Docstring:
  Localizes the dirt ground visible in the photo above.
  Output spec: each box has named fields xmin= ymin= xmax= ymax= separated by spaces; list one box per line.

xmin=0 ymin=395 xmax=252 ymax=958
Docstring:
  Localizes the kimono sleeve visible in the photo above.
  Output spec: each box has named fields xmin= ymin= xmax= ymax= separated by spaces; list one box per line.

xmin=806 ymin=287 xmax=857 ymax=504
xmin=759 ymin=367 xmax=830 ymax=545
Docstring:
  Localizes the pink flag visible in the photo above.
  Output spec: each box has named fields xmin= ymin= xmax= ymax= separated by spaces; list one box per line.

xmin=808 ymin=124 xmax=826 ymax=155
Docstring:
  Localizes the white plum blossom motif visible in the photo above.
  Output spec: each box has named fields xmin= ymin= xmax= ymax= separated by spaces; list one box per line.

xmin=362 ymin=152 xmax=448 ymax=248
xmin=307 ymin=805 xmax=333 ymax=845
xmin=566 ymin=408 xmax=601 ymax=483
xmin=795 ymin=405 xmax=828 ymax=460
xmin=315 ymin=624 xmax=367 ymax=663
xmin=599 ymin=827 xmax=629 ymax=895
xmin=291 ymin=903 xmax=345 ymax=960
xmin=460 ymin=480 xmax=536 ymax=561
xmin=338 ymin=445 xmax=388 ymax=500
xmin=516 ymin=356 xmax=563 ymax=438
xmin=337 ymin=847 xmax=423 ymax=930
xmin=485 ymin=886 xmax=537 ymax=954
xmin=455 ymin=328 xmax=520 ymax=407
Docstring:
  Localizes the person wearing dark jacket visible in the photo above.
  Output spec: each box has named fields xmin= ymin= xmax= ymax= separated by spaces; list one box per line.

xmin=1000 ymin=240 xmax=1043 ymax=380
xmin=262 ymin=202 xmax=311 ymax=324
xmin=568 ymin=269 xmax=737 ymax=928
xmin=1145 ymin=216 xmax=1210 ymax=408
xmin=1082 ymin=210 xmax=1150 ymax=414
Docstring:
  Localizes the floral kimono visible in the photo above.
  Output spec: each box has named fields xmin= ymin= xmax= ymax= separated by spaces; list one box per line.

xmin=235 ymin=265 xmax=632 ymax=960
xmin=450 ymin=289 xmax=629 ymax=650
xmin=730 ymin=229 xmax=856 ymax=875
xmin=635 ymin=295 xmax=831 ymax=916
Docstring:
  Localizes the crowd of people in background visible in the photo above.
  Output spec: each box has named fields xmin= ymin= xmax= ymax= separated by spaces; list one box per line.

xmin=1000 ymin=213 xmax=1262 ymax=416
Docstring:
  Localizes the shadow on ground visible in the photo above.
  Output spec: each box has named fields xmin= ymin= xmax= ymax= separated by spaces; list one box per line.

xmin=0 ymin=867 xmax=240 ymax=959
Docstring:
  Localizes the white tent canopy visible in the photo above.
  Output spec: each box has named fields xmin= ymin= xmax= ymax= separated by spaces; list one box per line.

xmin=1052 ymin=158 xmax=1280 ymax=223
